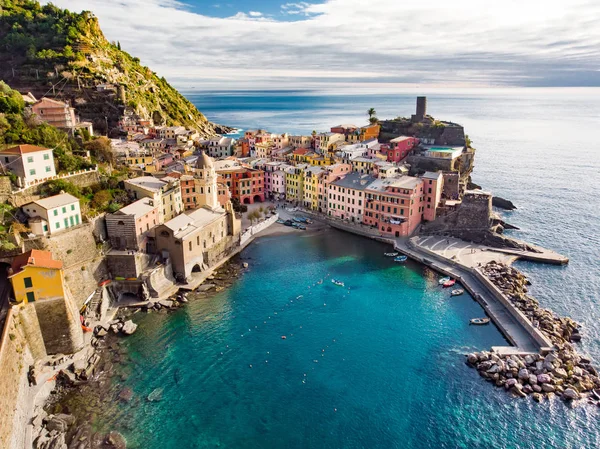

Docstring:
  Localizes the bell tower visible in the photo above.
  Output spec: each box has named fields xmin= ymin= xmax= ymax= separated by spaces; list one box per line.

xmin=194 ymin=151 xmax=221 ymax=211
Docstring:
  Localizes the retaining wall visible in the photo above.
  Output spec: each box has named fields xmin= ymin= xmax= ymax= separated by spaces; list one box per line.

xmin=240 ymin=214 xmax=278 ymax=247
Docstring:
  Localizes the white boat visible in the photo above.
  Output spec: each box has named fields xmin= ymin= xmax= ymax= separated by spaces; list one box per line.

xmin=384 ymin=252 xmax=399 ymax=257
xmin=451 ymin=289 xmax=464 ymax=296
xmin=438 ymin=277 xmax=450 ymax=285
xmin=331 ymin=279 xmax=345 ymax=287
xmin=470 ymin=318 xmax=490 ymax=325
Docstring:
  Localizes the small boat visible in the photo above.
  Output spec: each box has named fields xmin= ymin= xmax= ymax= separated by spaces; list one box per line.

xmin=283 ymin=220 xmax=294 ymax=227
xmin=384 ymin=252 xmax=399 ymax=257
xmin=276 ymin=219 xmax=285 ymax=224
xmin=443 ymin=279 xmax=456 ymax=288
xmin=470 ymin=318 xmax=490 ymax=325
xmin=281 ymin=335 xmax=287 ymax=340
xmin=438 ymin=277 xmax=450 ymax=285
xmin=394 ymin=256 xmax=408 ymax=263
xmin=450 ymin=289 xmax=464 ymax=296
xmin=331 ymin=279 xmax=345 ymax=287
xmin=305 ymin=218 xmax=313 ymax=224
xmin=292 ymin=218 xmax=304 ymax=223
xmin=296 ymin=225 xmax=306 ymax=230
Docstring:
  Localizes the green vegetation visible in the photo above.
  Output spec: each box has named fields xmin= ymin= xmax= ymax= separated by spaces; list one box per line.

xmin=367 ymin=107 xmax=378 ymax=125
xmin=0 ymin=81 xmax=95 ymax=174
xmin=0 ymin=0 xmax=222 ymax=135
xmin=0 ymin=202 xmax=19 ymax=251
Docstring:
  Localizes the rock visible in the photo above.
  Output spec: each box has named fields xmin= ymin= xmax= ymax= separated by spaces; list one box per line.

xmin=118 ymin=387 xmax=133 ymax=402
xmin=562 ymin=388 xmax=580 ymax=401
xmin=45 ymin=414 xmax=75 ymax=433
xmin=487 ymin=364 xmax=501 ymax=374
xmin=532 ymin=384 xmax=542 ymax=393
xmin=121 ymin=320 xmax=137 ymax=335
xmin=505 ymin=378 xmax=518 ymax=389
xmin=147 ymin=387 xmax=164 ymax=402
xmin=467 ymin=353 xmax=479 ymax=365
xmin=537 ymin=374 xmax=552 ymax=384
xmin=158 ymin=300 xmax=174 ymax=309
xmin=510 ymin=385 xmax=527 ymax=398
xmin=524 ymin=355 xmax=535 ymax=366
xmin=528 ymin=374 xmax=538 ymax=385
xmin=523 ymin=384 xmax=533 ymax=394
xmin=110 ymin=324 xmax=120 ymax=334
xmin=196 ymin=283 xmax=216 ymax=292
xmin=532 ymin=393 xmax=543 ymax=403
xmin=242 ymin=262 xmax=249 ymax=268
xmin=518 ymin=368 xmax=530 ymax=381
xmin=96 ymin=328 xmax=108 ymax=338
xmin=553 ymin=368 xmax=568 ymax=379
xmin=541 ymin=384 xmax=556 ymax=393
xmin=106 ymin=431 xmax=127 ymax=449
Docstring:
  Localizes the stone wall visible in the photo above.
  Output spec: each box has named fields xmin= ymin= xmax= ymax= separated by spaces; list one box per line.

xmin=0 ymin=308 xmax=34 ymax=449
xmin=423 ymin=190 xmax=492 ymax=233
xmin=240 ymin=214 xmax=278 ymax=246
xmin=106 ymin=253 xmax=151 ymax=279
xmin=24 ymin=217 xmax=109 ymax=307
xmin=406 ymin=155 xmax=454 ymax=175
xmin=8 ymin=170 xmax=101 ymax=207
xmin=32 ymin=292 xmax=84 ymax=355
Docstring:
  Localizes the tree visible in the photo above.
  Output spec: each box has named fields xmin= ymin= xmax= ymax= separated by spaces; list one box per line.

xmin=367 ymin=108 xmax=376 ymax=119
xmin=369 ymin=116 xmax=379 ymax=125
xmin=90 ymin=190 xmax=112 ymax=210
xmin=247 ymin=210 xmax=261 ymax=225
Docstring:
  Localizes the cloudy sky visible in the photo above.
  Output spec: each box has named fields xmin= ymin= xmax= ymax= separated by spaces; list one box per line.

xmin=47 ymin=0 xmax=600 ymax=90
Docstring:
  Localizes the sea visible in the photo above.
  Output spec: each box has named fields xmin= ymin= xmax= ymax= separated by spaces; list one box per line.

xmin=97 ymin=89 xmax=600 ymax=448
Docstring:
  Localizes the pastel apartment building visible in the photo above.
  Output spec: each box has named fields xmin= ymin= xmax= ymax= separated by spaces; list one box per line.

xmin=421 ymin=171 xmax=444 ymax=222
xmin=315 ymin=132 xmax=345 ymax=156
xmin=23 ymin=193 xmax=82 ymax=236
xmin=214 ymin=160 xmax=265 ymax=204
xmin=363 ymin=176 xmax=425 ymax=237
xmin=317 ymin=163 xmax=352 ymax=213
xmin=0 ymin=144 xmax=56 ymax=187
xmin=289 ymin=135 xmax=312 ymax=149
xmin=387 ymin=136 xmax=418 ymax=163
xmin=32 ymin=97 xmax=76 ymax=129
xmin=204 ymin=137 xmax=235 ymax=158
xmin=124 ymin=176 xmax=183 ymax=223
xmin=327 ymin=172 xmax=375 ymax=222
xmin=105 ymin=198 xmax=159 ymax=251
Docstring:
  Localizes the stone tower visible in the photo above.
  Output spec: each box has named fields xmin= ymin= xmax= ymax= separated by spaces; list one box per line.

xmin=194 ymin=151 xmax=221 ymax=211
xmin=415 ymin=96 xmax=427 ymax=121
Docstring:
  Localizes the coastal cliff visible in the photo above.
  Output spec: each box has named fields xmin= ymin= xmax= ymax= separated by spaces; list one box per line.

xmin=0 ymin=0 xmax=229 ymax=136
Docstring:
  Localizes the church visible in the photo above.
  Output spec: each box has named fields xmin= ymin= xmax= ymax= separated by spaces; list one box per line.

xmin=154 ymin=152 xmax=241 ymax=282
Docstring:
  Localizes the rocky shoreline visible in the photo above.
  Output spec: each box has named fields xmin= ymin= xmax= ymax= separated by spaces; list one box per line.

xmin=466 ymin=262 xmax=600 ymax=404
xmin=30 ymin=258 xmax=247 ymax=449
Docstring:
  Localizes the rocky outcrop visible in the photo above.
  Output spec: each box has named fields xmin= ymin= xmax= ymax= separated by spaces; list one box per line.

xmin=492 ymin=197 xmax=517 ymax=210
xmin=466 ymin=262 xmax=598 ymax=404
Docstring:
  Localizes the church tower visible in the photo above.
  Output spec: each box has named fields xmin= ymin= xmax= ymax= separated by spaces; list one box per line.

xmin=194 ymin=151 xmax=221 ymax=211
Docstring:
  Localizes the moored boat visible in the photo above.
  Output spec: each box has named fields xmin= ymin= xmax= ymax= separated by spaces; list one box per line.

xmin=470 ymin=318 xmax=490 ymax=325
xmin=438 ymin=277 xmax=450 ymax=285
xmin=384 ymin=252 xmax=399 ymax=257
xmin=331 ymin=279 xmax=345 ymax=287
xmin=393 ymin=255 xmax=408 ymax=263
xmin=276 ymin=219 xmax=285 ymax=224
xmin=284 ymin=220 xmax=294 ymax=227
xmin=443 ymin=279 xmax=456 ymax=288
xmin=450 ymin=289 xmax=464 ymax=296
xmin=297 ymin=224 xmax=307 ymax=230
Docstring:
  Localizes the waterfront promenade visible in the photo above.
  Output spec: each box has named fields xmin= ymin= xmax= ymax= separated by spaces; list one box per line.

xmin=286 ymin=210 xmax=565 ymax=355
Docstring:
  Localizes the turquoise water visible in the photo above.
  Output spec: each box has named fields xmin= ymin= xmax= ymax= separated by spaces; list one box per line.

xmin=96 ymin=90 xmax=600 ymax=447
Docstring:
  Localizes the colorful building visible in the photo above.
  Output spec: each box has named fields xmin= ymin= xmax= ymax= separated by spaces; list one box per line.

xmin=387 ymin=136 xmax=418 ymax=163
xmin=421 ymin=171 xmax=444 ymax=222
xmin=363 ymin=176 xmax=424 ymax=237
xmin=105 ymin=198 xmax=159 ymax=251
xmin=215 ymin=160 xmax=265 ymax=205
xmin=23 ymin=193 xmax=82 ymax=236
xmin=0 ymin=144 xmax=57 ymax=187
xmin=327 ymin=172 xmax=375 ymax=222
xmin=285 ymin=164 xmax=308 ymax=203
xmin=32 ymin=97 xmax=76 ymax=129
xmin=124 ymin=176 xmax=183 ymax=223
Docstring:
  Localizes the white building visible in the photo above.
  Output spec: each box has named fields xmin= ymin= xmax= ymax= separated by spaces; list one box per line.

xmin=204 ymin=137 xmax=235 ymax=159
xmin=23 ymin=193 xmax=82 ymax=236
xmin=0 ymin=145 xmax=56 ymax=187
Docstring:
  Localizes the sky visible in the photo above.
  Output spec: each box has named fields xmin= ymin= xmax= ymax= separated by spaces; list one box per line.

xmin=45 ymin=0 xmax=600 ymax=90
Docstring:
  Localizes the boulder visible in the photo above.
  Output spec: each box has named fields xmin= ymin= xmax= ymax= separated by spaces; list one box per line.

xmin=537 ymin=374 xmax=552 ymax=384
xmin=196 ymin=283 xmax=216 ymax=292
xmin=510 ymin=385 xmax=527 ymax=398
xmin=158 ymin=300 xmax=174 ymax=309
xmin=118 ymin=387 xmax=133 ymax=402
xmin=532 ymin=393 xmax=543 ymax=403
xmin=467 ymin=353 xmax=479 ymax=365
xmin=96 ymin=328 xmax=108 ymax=338
xmin=532 ymin=384 xmax=542 ymax=393
xmin=529 ymin=374 xmax=538 ymax=385
xmin=505 ymin=378 xmax=518 ymax=390
xmin=541 ymin=384 xmax=556 ymax=393
xmin=562 ymin=388 xmax=580 ymax=401
xmin=45 ymin=414 xmax=75 ymax=433
xmin=106 ymin=431 xmax=127 ymax=449
xmin=518 ymin=368 xmax=530 ymax=381
xmin=553 ymin=368 xmax=568 ymax=379
xmin=121 ymin=320 xmax=138 ymax=335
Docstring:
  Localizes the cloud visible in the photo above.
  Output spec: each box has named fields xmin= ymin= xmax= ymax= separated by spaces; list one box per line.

xmin=43 ymin=0 xmax=600 ymax=89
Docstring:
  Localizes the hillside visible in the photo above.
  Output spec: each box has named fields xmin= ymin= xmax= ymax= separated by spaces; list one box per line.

xmin=0 ymin=0 xmax=229 ymax=136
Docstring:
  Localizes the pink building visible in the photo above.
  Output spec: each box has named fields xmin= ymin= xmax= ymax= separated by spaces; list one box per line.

xmin=317 ymin=163 xmax=352 ymax=213
xmin=32 ymin=98 xmax=76 ymax=130
xmin=105 ymin=198 xmax=159 ymax=251
xmin=327 ymin=172 xmax=376 ymax=223
xmin=421 ymin=171 xmax=444 ymax=222
xmin=387 ymin=136 xmax=418 ymax=163
xmin=363 ymin=176 xmax=424 ymax=237
xmin=262 ymin=162 xmax=288 ymax=200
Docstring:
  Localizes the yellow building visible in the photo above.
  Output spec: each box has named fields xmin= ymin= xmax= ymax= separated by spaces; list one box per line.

xmin=285 ymin=165 xmax=307 ymax=203
xmin=126 ymin=155 xmax=157 ymax=173
xmin=9 ymin=249 xmax=66 ymax=303
xmin=302 ymin=167 xmax=324 ymax=210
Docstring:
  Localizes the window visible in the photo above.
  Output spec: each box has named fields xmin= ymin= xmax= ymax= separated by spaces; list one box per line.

xmin=27 ymin=156 xmax=34 ymax=163
xmin=29 ymin=169 xmax=36 ymax=176
xmin=64 ymin=218 xmax=69 ymax=228
xmin=26 ymin=292 xmax=36 ymax=303
xmin=24 ymin=277 xmax=33 ymax=288
xmin=43 ymin=224 xmax=48 ymax=232
xmin=46 ymin=166 xmax=52 ymax=172
xmin=62 ymin=207 xmax=66 ymax=213
xmin=55 ymin=222 xmax=60 ymax=229
xmin=71 ymin=204 xmax=75 ymax=211
xmin=44 ymin=153 xmax=50 ymax=160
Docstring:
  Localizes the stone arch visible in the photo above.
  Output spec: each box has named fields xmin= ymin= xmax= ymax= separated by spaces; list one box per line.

xmin=243 ymin=197 xmax=251 ymax=205
xmin=253 ymin=195 xmax=262 ymax=203
xmin=192 ymin=264 xmax=201 ymax=273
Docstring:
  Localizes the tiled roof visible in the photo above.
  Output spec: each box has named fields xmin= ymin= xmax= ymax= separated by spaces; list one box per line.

xmin=10 ymin=249 xmax=63 ymax=275
xmin=0 ymin=144 xmax=51 ymax=155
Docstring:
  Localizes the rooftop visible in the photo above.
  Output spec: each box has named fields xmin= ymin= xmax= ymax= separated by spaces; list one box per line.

xmin=115 ymin=198 xmax=156 ymax=218
xmin=125 ymin=176 xmax=166 ymax=193
xmin=421 ymin=171 xmax=442 ymax=180
xmin=367 ymin=176 xmax=422 ymax=192
xmin=330 ymin=172 xmax=376 ymax=190
xmin=10 ymin=249 xmax=63 ymax=275
xmin=31 ymin=193 xmax=79 ymax=210
xmin=164 ymin=207 xmax=225 ymax=239
xmin=0 ymin=144 xmax=51 ymax=155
